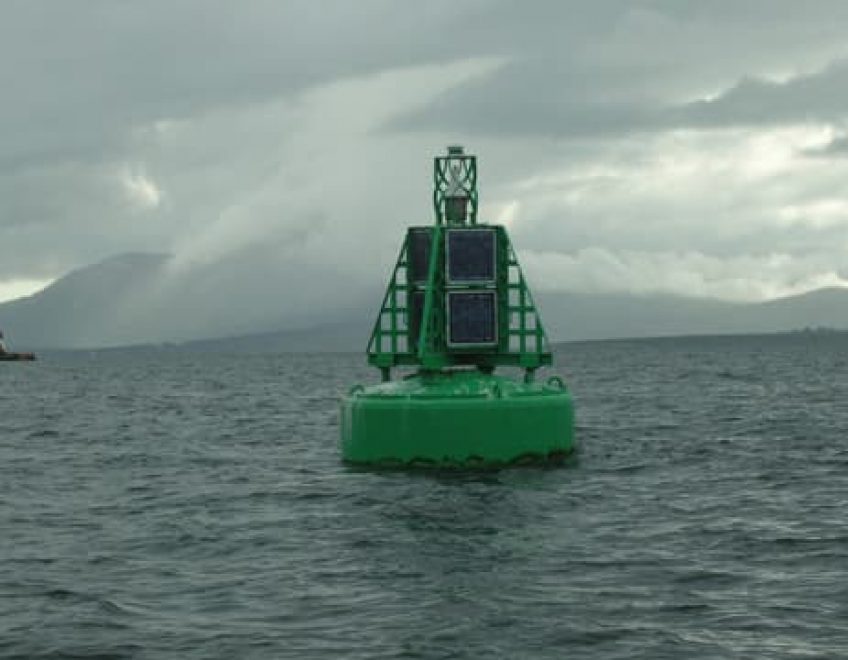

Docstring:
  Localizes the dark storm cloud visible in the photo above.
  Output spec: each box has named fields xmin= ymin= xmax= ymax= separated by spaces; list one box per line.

xmin=9 ymin=0 xmax=845 ymax=166
xmin=390 ymin=1 xmax=848 ymax=137
xmin=394 ymin=57 xmax=848 ymax=138
xmin=682 ymin=60 xmax=848 ymax=130
xmin=3 ymin=0 xmax=845 ymax=170
xmin=0 ymin=0 xmax=495 ymax=279
xmin=387 ymin=57 xmax=666 ymax=138
xmin=394 ymin=60 xmax=848 ymax=138
xmin=0 ymin=0 xmax=506 ymax=170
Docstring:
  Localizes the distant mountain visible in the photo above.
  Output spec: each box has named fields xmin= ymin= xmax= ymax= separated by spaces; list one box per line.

xmin=750 ymin=287 xmax=848 ymax=330
xmin=2 ymin=252 xmax=847 ymax=351
xmin=169 ymin=288 xmax=848 ymax=353
xmin=0 ymin=252 xmax=375 ymax=350
xmin=167 ymin=321 xmax=371 ymax=353
xmin=538 ymin=287 xmax=848 ymax=341
xmin=0 ymin=253 xmax=169 ymax=349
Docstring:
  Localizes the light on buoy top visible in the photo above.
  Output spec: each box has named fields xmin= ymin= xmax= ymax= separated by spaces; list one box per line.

xmin=441 ymin=145 xmax=472 ymax=225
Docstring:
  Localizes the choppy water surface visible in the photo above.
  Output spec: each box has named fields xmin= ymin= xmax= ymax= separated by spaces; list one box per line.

xmin=1 ymin=334 xmax=847 ymax=659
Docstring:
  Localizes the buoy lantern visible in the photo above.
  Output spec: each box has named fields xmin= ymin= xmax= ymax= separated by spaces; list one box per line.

xmin=341 ymin=146 xmax=575 ymax=467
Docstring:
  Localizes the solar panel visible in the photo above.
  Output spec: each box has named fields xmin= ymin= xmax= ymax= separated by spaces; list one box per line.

xmin=447 ymin=291 xmax=497 ymax=346
xmin=446 ymin=228 xmax=496 ymax=284
xmin=408 ymin=228 xmax=433 ymax=285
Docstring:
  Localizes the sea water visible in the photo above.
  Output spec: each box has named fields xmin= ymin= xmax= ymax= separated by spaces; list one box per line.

xmin=1 ymin=334 xmax=847 ymax=659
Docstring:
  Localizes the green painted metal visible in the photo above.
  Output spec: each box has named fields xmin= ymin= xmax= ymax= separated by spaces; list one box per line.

xmin=341 ymin=371 xmax=575 ymax=466
xmin=367 ymin=145 xmax=553 ymax=380
xmin=367 ymin=224 xmax=552 ymax=376
xmin=350 ymin=145 xmax=576 ymax=467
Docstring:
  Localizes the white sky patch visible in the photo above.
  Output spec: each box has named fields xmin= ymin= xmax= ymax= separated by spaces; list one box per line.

xmin=0 ymin=278 xmax=53 ymax=303
xmin=778 ymin=199 xmax=848 ymax=230
xmin=120 ymin=166 xmax=163 ymax=210
xmin=630 ymin=126 xmax=830 ymax=187
xmin=738 ymin=126 xmax=830 ymax=180
xmin=513 ymin=125 xmax=833 ymax=203
xmin=490 ymin=124 xmax=848 ymax=302
xmin=168 ymin=56 xmax=502 ymax=270
xmin=487 ymin=199 xmax=520 ymax=229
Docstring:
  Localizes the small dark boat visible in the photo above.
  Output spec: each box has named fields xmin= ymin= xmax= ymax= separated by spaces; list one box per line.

xmin=0 ymin=352 xmax=36 ymax=361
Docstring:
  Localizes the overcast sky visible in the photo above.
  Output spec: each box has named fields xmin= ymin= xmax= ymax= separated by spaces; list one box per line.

xmin=3 ymin=0 xmax=848 ymax=307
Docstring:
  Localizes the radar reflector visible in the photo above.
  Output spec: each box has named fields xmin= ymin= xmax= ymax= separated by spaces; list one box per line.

xmin=408 ymin=228 xmax=433 ymax=285
xmin=408 ymin=290 xmax=425 ymax=348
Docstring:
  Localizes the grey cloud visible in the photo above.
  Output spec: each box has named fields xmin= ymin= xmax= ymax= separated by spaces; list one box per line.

xmin=394 ymin=57 xmax=848 ymax=138
xmin=0 ymin=160 xmax=157 ymax=278
xmin=0 ymin=0 xmax=486 ymax=168
xmin=390 ymin=1 xmax=848 ymax=138
xmin=4 ymin=0 xmax=848 ymax=318
xmin=681 ymin=60 xmax=848 ymax=129
xmin=802 ymin=135 xmax=848 ymax=159
xmin=0 ymin=0 xmax=508 ymax=281
xmin=387 ymin=57 xmax=667 ymax=138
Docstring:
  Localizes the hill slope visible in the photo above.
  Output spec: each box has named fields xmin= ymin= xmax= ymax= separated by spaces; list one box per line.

xmin=0 ymin=254 xmax=169 ymax=349
xmin=2 ymin=253 xmax=848 ymax=350
xmin=538 ymin=287 xmax=848 ymax=341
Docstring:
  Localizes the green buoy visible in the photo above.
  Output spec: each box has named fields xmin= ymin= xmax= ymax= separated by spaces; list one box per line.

xmin=341 ymin=146 xmax=575 ymax=467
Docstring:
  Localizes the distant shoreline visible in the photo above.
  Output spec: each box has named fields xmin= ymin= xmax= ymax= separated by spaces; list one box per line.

xmin=23 ymin=327 xmax=847 ymax=357
xmin=556 ymin=326 xmax=848 ymax=347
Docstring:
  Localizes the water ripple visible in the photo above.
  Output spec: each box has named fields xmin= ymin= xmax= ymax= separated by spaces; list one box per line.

xmin=1 ymin=338 xmax=847 ymax=658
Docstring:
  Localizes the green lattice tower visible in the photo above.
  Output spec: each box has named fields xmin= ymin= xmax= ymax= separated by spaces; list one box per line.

xmin=367 ymin=146 xmax=553 ymax=382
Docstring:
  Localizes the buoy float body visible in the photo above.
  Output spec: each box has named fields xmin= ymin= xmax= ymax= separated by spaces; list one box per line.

xmin=341 ymin=146 xmax=575 ymax=467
